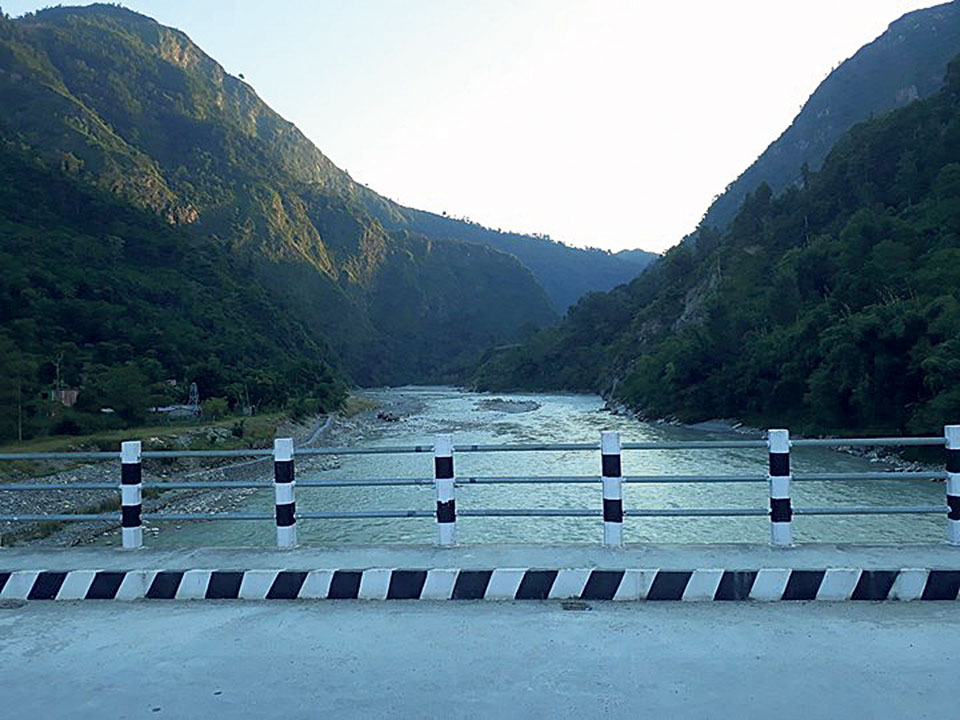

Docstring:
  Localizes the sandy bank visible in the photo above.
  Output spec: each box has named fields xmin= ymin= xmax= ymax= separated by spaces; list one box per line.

xmin=0 ymin=409 xmax=383 ymax=547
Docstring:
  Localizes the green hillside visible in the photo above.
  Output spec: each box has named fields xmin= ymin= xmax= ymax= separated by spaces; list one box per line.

xmin=392 ymin=208 xmax=653 ymax=310
xmin=0 ymin=144 xmax=346 ymax=441
xmin=0 ymin=5 xmax=566 ymax=403
xmin=702 ymin=1 xmax=960 ymax=233
xmin=0 ymin=4 xmax=574 ymax=441
xmin=0 ymin=4 xmax=642 ymax=317
xmin=477 ymin=55 xmax=960 ymax=436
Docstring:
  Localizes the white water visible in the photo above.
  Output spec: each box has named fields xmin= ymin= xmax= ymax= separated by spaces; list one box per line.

xmin=127 ymin=387 xmax=947 ymax=547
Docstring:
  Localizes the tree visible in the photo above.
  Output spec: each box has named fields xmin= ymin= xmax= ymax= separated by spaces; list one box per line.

xmin=201 ymin=397 xmax=229 ymax=420
xmin=100 ymin=363 xmax=149 ymax=425
xmin=0 ymin=335 xmax=39 ymax=442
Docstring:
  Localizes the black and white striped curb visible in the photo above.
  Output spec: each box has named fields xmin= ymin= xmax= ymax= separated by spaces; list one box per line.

xmin=3 ymin=568 xmax=960 ymax=601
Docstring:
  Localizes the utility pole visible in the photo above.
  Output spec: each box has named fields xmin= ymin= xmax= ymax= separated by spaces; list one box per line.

xmin=17 ymin=375 xmax=23 ymax=443
xmin=55 ymin=351 xmax=63 ymax=394
xmin=51 ymin=351 xmax=63 ymax=417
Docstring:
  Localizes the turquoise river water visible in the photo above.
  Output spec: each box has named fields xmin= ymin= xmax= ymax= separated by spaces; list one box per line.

xmin=119 ymin=386 xmax=947 ymax=547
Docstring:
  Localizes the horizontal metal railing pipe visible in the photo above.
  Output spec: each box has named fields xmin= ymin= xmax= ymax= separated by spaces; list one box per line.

xmin=298 ymin=478 xmax=432 ymax=488
xmin=295 ymin=473 xmax=947 ymax=489
xmin=621 ymin=440 xmax=769 ymax=450
xmin=622 ymin=474 xmax=767 ymax=484
xmin=626 ymin=508 xmax=769 ymax=517
xmin=142 ymin=482 xmax=273 ymax=490
xmin=454 ymin=443 xmax=598 ymax=453
xmin=142 ymin=512 xmax=273 ymax=521
xmin=460 ymin=508 xmax=600 ymax=517
xmin=794 ymin=505 xmax=945 ymax=515
xmin=297 ymin=510 xmax=435 ymax=519
xmin=0 ymin=470 xmax=946 ymax=493
xmin=794 ymin=471 xmax=947 ymax=482
xmin=0 ymin=483 xmax=117 ymax=491
xmin=0 ymin=513 xmax=121 ymax=522
xmin=295 ymin=445 xmax=433 ymax=456
xmin=143 ymin=449 xmax=273 ymax=459
xmin=457 ymin=475 xmax=597 ymax=485
xmin=0 ymin=436 xmax=948 ymax=464
xmin=791 ymin=437 xmax=945 ymax=448
xmin=0 ymin=505 xmax=948 ymax=524
xmin=0 ymin=451 xmax=117 ymax=461
xmin=459 ymin=508 xmax=768 ymax=518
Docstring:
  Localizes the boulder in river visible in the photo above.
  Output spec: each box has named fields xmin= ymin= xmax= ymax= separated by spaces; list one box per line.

xmin=476 ymin=398 xmax=541 ymax=414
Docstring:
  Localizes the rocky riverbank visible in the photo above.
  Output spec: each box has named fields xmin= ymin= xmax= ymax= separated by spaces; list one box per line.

xmin=601 ymin=400 xmax=939 ymax=475
xmin=0 ymin=412 xmax=370 ymax=547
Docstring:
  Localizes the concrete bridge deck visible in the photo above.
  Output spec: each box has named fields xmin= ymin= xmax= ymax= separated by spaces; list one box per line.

xmin=3 ymin=544 xmax=958 ymax=718
xmin=2 ymin=597 xmax=957 ymax=719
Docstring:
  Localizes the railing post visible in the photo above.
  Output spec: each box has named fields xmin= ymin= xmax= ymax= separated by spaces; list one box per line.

xmin=434 ymin=434 xmax=456 ymax=546
xmin=946 ymin=425 xmax=960 ymax=545
xmin=767 ymin=429 xmax=792 ymax=547
xmin=274 ymin=438 xmax=297 ymax=548
xmin=601 ymin=430 xmax=623 ymax=547
xmin=120 ymin=440 xmax=143 ymax=549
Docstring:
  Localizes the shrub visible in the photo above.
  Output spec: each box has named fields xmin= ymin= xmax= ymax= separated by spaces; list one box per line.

xmin=201 ymin=397 xmax=229 ymax=420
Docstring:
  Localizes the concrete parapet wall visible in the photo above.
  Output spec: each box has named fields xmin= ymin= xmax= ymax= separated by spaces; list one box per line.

xmin=2 ymin=565 xmax=959 ymax=601
xmin=3 ymin=544 xmax=960 ymax=601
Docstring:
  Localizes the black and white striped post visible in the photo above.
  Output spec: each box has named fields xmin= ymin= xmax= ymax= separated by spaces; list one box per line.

xmin=601 ymin=430 xmax=623 ymax=547
xmin=120 ymin=440 xmax=143 ymax=549
xmin=946 ymin=425 xmax=960 ymax=546
xmin=434 ymin=434 xmax=456 ymax=546
xmin=274 ymin=438 xmax=297 ymax=548
xmin=768 ymin=428 xmax=792 ymax=546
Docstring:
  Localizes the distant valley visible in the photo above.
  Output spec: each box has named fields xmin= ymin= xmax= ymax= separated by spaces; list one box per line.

xmin=476 ymin=1 xmax=960 ymax=437
xmin=6 ymin=1 xmax=958 ymax=445
xmin=0 ymin=4 xmax=650 ymax=442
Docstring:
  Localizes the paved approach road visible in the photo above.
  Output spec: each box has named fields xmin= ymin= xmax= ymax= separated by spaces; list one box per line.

xmin=0 ymin=600 xmax=955 ymax=719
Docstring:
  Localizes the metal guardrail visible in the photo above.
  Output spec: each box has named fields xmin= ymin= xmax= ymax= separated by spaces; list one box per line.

xmin=1 ymin=426 xmax=958 ymax=548
xmin=0 ymin=435 xmax=946 ymax=462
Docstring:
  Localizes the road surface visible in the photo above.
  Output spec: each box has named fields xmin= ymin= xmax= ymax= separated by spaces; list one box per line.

xmin=1 ymin=599 xmax=955 ymax=719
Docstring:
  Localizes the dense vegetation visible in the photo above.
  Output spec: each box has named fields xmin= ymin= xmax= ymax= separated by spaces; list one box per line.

xmin=701 ymin=1 xmax=960 ymax=232
xmin=477 ymin=56 xmax=960 ymax=436
xmin=0 ymin=4 xmax=642 ymax=322
xmin=0 ymin=145 xmax=346 ymax=441
xmin=0 ymin=4 xmax=579 ymax=442
xmin=394 ymin=208 xmax=655 ymax=311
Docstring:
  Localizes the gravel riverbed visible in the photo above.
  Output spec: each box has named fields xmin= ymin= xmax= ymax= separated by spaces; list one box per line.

xmin=0 ymin=413 xmax=366 ymax=547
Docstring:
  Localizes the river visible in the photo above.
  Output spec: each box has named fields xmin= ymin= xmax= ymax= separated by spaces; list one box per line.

xmin=125 ymin=386 xmax=946 ymax=547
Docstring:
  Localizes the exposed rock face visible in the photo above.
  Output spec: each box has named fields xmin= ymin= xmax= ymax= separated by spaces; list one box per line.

xmin=0 ymin=4 xmax=559 ymax=385
xmin=700 ymin=1 xmax=960 ymax=232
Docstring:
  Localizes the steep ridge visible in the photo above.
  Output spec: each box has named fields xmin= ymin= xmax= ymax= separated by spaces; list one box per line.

xmin=0 ymin=143 xmax=347 ymax=441
xmin=0 ymin=4 xmax=645 ymax=316
xmin=476 ymin=54 xmax=960 ymax=435
xmin=388 ymin=208 xmax=655 ymax=311
xmin=702 ymin=1 xmax=960 ymax=232
xmin=0 ymin=4 xmax=559 ymax=391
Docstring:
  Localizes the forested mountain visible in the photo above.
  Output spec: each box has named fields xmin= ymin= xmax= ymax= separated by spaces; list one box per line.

xmin=701 ymin=1 xmax=960 ymax=233
xmin=0 ymin=5 xmax=643 ymax=314
xmin=0 ymin=4 xmax=580 ymax=441
xmin=476 ymin=55 xmax=960 ymax=436
xmin=0 ymin=143 xmax=347 ymax=440
xmin=392 ymin=209 xmax=654 ymax=311
xmin=615 ymin=248 xmax=660 ymax=266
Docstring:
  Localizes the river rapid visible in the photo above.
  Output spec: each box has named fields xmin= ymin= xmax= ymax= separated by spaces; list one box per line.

xmin=116 ymin=386 xmax=946 ymax=547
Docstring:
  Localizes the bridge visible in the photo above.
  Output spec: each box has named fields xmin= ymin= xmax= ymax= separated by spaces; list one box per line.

xmin=2 ymin=426 xmax=959 ymax=554
xmin=2 ymin=427 xmax=960 ymax=717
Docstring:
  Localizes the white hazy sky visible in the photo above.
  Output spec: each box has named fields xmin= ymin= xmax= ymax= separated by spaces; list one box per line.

xmin=4 ymin=0 xmax=946 ymax=251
